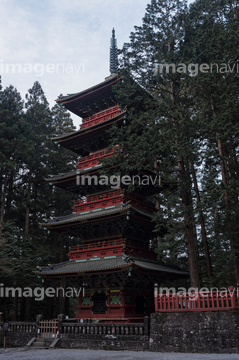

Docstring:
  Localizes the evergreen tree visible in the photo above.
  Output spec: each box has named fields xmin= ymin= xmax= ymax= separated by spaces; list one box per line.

xmin=112 ymin=0 xmax=239 ymax=287
xmin=22 ymin=81 xmax=52 ymax=238
xmin=0 ymin=81 xmax=77 ymax=319
xmin=47 ymin=102 xmax=77 ymax=264
xmin=185 ymin=0 xmax=239 ymax=284
xmin=0 ymin=86 xmax=24 ymax=223
xmin=106 ymin=0 xmax=202 ymax=287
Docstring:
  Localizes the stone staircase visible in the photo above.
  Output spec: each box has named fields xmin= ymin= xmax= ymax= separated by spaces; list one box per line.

xmin=26 ymin=336 xmax=60 ymax=348
xmin=32 ymin=337 xmax=53 ymax=347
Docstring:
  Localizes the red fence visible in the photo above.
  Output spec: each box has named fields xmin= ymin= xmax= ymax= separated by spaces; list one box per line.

xmin=77 ymin=147 xmax=117 ymax=170
xmin=73 ymin=190 xmax=155 ymax=214
xmin=154 ymin=286 xmax=239 ymax=312
xmin=81 ymin=105 xmax=121 ymax=129
xmin=69 ymin=238 xmax=123 ymax=260
xmin=73 ymin=190 xmax=123 ymax=213
xmin=68 ymin=238 xmax=157 ymax=260
xmin=73 ymin=189 xmax=155 ymax=213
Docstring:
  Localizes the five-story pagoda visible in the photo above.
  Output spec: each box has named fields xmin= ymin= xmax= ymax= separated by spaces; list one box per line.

xmin=36 ymin=29 xmax=188 ymax=323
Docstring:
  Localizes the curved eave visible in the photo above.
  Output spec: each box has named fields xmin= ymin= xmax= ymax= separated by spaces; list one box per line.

xmin=56 ymin=75 xmax=121 ymax=117
xmin=46 ymin=166 xmax=161 ymax=196
xmin=56 ymin=75 xmax=119 ymax=104
xmin=34 ymin=255 xmax=189 ymax=279
xmin=35 ymin=260 xmax=132 ymax=278
xmin=41 ymin=204 xmax=153 ymax=232
xmin=46 ymin=166 xmax=102 ymax=193
xmin=51 ymin=111 xmax=126 ymax=154
xmin=41 ymin=204 xmax=129 ymax=229
xmin=47 ymin=165 xmax=102 ymax=183
xmin=47 ymin=170 xmax=77 ymax=183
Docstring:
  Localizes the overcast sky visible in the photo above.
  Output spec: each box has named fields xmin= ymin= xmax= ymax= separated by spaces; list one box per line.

xmin=0 ymin=0 xmax=193 ymax=127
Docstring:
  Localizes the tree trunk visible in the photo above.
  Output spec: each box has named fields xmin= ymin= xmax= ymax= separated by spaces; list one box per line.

xmin=24 ymin=175 xmax=31 ymax=238
xmin=178 ymin=155 xmax=200 ymax=288
xmin=189 ymin=161 xmax=213 ymax=279
xmin=0 ymin=173 xmax=7 ymax=222
xmin=154 ymin=156 xmax=163 ymax=259
xmin=5 ymin=169 xmax=14 ymax=218
xmin=211 ymin=96 xmax=239 ymax=284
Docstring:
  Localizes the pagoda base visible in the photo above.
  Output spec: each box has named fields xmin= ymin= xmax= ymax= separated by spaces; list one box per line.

xmin=76 ymin=288 xmax=154 ymax=323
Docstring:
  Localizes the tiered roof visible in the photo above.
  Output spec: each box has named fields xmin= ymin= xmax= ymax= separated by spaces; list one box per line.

xmin=40 ymin=46 xmax=188 ymax=280
xmin=56 ymin=75 xmax=120 ymax=118
xmin=35 ymin=255 xmax=188 ymax=278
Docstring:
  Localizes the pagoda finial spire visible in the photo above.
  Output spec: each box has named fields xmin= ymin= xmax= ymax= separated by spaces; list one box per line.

xmin=110 ymin=28 xmax=118 ymax=75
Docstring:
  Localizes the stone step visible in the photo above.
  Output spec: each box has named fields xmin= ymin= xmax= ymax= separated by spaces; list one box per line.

xmin=32 ymin=342 xmax=48 ymax=347
xmin=36 ymin=337 xmax=52 ymax=342
xmin=32 ymin=337 xmax=53 ymax=347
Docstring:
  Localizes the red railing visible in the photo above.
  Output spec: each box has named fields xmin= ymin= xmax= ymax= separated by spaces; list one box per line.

xmin=81 ymin=105 xmax=121 ymax=129
xmin=77 ymin=147 xmax=118 ymax=170
xmin=154 ymin=286 xmax=239 ymax=312
xmin=73 ymin=190 xmax=155 ymax=214
xmin=69 ymin=238 xmax=123 ymax=260
xmin=73 ymin=190 xmax=123 ymax=213
xmin=69 ymin=238 xmax=156 ymax=260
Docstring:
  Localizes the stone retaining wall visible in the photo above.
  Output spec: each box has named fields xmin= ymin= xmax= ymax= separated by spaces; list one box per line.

xmin=0 ymin=332 xmax=33 ymax=347
xmin=60 ymin=334 xmax=149 ymax=350
xmin=149 ymin=311 xmax=239 ymax=353
xmin=1 ymin=312 xmax=239 ymax=352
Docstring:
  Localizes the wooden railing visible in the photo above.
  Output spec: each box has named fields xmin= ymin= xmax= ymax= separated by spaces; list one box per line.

xmin=81 ymin=105 xmax=121 ymax=129
xmin=39 ymin=319 xmax=58 ymax=338
xmin=68 ymin=238 xmax=156 ymax=260
xmin=69 ymin=238 xmax=122 ymax=259
xmin=73 ymin=190 xmax=155 ymax=214
xmin=154 ymin=286 xmax=239 ymax=312
xmin=73 ymin=190 xmax=122 ymax=213
xmin=77 ymin=147 xmax=117 ymax=170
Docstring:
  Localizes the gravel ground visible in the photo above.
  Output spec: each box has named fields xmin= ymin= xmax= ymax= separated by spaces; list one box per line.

xmin=0 ymin=348 xmax=239 ymax=360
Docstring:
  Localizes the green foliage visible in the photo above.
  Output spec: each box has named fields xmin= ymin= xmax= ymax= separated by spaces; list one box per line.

xmin=106 ymin=0 xmax=239 ymax=287
xmin=0 ymin=221 xmax=20 ymax=279
xmin=0 ymin=81 xmax=77 ymax=320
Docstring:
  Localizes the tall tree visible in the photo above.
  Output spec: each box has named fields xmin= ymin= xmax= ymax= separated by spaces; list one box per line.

xmin=23 ymin=81 xmax=52 ymax=239
xmin=0 ymin=81 xmax=78 ymax=320
xmin=0 ymin=86 xmax=24 ymax=223
xmin=107 ymin=0 xmax=202 ymax=287
xmin=185 ymin=0 xmax=239 ymax=284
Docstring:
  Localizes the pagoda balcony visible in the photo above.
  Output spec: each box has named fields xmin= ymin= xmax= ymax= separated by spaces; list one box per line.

xmin=68 ymin=238 xmax=157 ymax=260
xmin=81 ymin=105 xmax=121 ymax=129
xmin=77 ymin=147 xmax=118 ymax=170
xmin=73 ymin=190 xmax=155 ymax=214
xmin=73 ymin=189 xmax=123 ymax=213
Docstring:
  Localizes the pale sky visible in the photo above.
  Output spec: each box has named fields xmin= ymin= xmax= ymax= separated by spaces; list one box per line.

xmin=0 ymin=0 xmax=193 ymax=127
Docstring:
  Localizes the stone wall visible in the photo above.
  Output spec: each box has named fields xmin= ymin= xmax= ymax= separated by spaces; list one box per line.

xmin=1 ymin=312 xmax=239 ymax=352
xmin=150 ymin=311 xmax=239 ymax=353
xmin=0 ymin=321 xmax=37 ymax=348
xmin=0 ymin=332 xmax=33 ymax=347
xmin=59 ymin=334 xmax=149 ymax=350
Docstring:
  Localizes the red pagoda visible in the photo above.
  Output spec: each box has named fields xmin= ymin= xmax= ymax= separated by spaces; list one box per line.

xmin=36 ymin=30 xmax=188 ymax=323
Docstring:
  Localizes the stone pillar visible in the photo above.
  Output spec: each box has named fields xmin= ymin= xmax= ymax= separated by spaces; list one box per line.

xmin=36 ymin=314 xmax=43 ymax=337
xmin=57 ymin=313 xmax=65 ymax=336
xmin=154 ymin=283 xmax=158 ymax=312
xmin=144 ymin=316 xmax=150 ymax=336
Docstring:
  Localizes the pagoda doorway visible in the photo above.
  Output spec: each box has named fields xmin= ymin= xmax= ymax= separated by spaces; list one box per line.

xmin=92 ymin=291 xmax=107 ymax=315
